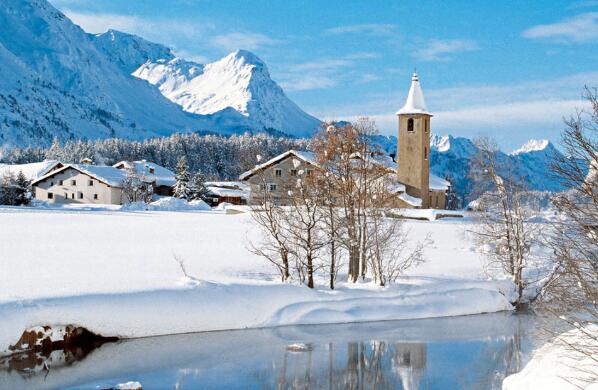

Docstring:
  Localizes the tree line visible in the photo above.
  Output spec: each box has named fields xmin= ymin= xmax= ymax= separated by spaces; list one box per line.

xmin=0 ymin=132 xmax=309 ymax=181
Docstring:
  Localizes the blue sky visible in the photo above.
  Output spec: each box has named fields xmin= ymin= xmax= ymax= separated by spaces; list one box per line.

xmin=51 ymin=0 xmax=598 ymax=150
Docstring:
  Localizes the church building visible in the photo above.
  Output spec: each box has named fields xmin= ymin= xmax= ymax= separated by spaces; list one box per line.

xmin=239 ymin=73 xmax=450 ymax=209
xmin=395 ymin=72 xmax=448 ymax=209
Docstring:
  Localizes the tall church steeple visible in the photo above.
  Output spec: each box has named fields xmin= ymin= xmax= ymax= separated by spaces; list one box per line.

xmin=396 ymin=72 xmax=433 ymax=208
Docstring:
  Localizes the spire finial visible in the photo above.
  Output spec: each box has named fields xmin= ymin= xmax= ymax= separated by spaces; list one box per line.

xmin=412 ymin=69 xmax=418 ymax=81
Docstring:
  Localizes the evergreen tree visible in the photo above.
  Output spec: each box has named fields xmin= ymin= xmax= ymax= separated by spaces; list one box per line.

xmin=0 ymin=174 xmax=16 ymax=205
xmin=14 ymin=171 xmax=30 ymax=206
xmin=173 ymin=156 xmax=191 ymax=200
xmin=189 ymin=170 xmax=209 ymax=201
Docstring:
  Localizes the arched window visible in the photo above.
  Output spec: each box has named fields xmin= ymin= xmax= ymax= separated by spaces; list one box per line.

xmin=407 ymin=118 xmax=414 ymax=132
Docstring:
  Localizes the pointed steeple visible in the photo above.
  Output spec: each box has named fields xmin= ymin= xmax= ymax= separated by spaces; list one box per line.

xmin=396 ymin=72 xmax=431 ymax=116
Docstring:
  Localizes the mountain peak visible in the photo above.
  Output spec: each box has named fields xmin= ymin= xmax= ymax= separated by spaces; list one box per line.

xmin=511 ymin=139 xmax=553 ymax=155
xmin=227 ymin=50 xmax=266 ymax=67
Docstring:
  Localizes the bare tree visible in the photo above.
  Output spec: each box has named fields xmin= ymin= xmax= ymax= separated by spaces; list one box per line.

xmin=121 ymin=167 xmax=152 ymax=203
xmin=285 ymin=171 xmax=327 ymax=288
xmin=249 ymin=176 xmax=293 ymax=282
xmin=312 ymin=118 xmax=387 ymax=283
xmin=469 ymin=137 xmax=545 ymax=308
xmin=542 ymin=87 xmax=598 ymax=384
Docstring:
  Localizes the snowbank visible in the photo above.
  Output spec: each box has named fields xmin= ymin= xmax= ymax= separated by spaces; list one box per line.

xmin=0 ymin=207 xmax=512 ymax=354
xmin=0 ymin=279 xmax=512 ymax=355
xmin=503 ymin=325 xmax=598 ymax=390
xmin=121 ymin=197 xmax=211 ymax=211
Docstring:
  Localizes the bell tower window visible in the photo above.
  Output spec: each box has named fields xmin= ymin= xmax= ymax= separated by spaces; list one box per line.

xmin=407 ymin=118 xmax=414 ymax=132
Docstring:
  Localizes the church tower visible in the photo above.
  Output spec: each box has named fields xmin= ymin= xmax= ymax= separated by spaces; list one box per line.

xmin=396 ymin=72 xmax=432 ymax=208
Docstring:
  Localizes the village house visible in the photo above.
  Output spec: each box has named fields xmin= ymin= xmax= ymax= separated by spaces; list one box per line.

xmin=239 ymin=73 xmax=451 ymax=209
xmin=31 ymin=161 xmax=175 ymax=205
xmin=113 ymin=160 xmax=175 ymax=196
xmin=204 ymin=181 xmax=249 ymax=207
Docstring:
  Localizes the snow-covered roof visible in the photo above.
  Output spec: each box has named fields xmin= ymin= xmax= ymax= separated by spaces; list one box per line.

xmin=113 ymin=160 xmax=175 ymax=187
xmin=32 ymin=164 xmax=126 ymax=187
xmin=0 ymin=160 xmax=62 ymax=181
xmin=399 ymin=192 xmax=422 ymax=207
xmin=396 ymin=73 xmax=431 ymax=116
xmin=206 ymin=186 xmax=247 ymax=198
xmin=239 ymin=150 xmax=318 ymax=181
xmin=205 ymin=181 xmax=249 ymax=190
xmin=429 ymin=174 xmax=450 ymax=191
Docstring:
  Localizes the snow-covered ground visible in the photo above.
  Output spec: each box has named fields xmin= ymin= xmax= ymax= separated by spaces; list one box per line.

xmin=0 ymin=205 xmax=513 ymax=354
xmin=503 ymin=325 xmax=598 ymax=390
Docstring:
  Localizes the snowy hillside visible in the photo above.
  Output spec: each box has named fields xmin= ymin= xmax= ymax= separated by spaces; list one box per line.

xmin=133 ymin=50 xmax=321 ymax=137
xmin=0 ymin=0 xmax=320 ymax=148
xmin=93 ymin=29 xmax=175 ymax=73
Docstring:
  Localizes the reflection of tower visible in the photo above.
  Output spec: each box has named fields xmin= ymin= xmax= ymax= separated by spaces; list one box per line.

xmin=393 ymin=343 xmax=427 ymax=390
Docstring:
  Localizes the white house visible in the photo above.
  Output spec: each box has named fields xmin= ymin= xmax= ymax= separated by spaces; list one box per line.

xmin=113 ymin=160 xmax=175 ymax=196
xmin=31 ymin=160 xmax=176 ymax=205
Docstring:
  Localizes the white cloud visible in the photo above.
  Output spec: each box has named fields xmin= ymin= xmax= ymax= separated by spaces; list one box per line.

xmin=313 ymin=72 xmax=596 ymax=148
xmin=325 ymin=24 xmax=397 ymax=36
xmin=412 ymin=39 xmax=479 ymax=61
xmin=277 ymin=53 xmax=379 ymax=92
xmin=523 ymin=12 xmax=598 ymax=43
xmin=358 ymin=73 xmax=381 ymax=83
xmin=280 ymin=75 xmax=337 ymax=91
xmin=64 ymin=10 xmax=142 ymax=34
xmin=211 ymin=32 xmax=281 ymax=51
xmin=63 ymin=10 xmax=214 ymax=42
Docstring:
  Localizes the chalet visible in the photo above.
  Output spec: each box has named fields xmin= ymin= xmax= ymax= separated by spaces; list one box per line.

xmin=239 ymin=150 xmax=318 ymax=205
xmin=31 ymin=164 xmax=127 ymax=204
xmin=113 ymin=160 xmax=175 ymax=196
xmin=204 ymin=181 xmax=248 ymax=207
xmin=238 ymin=73 xmax=451 ymax=209
xmin=31 ymin=160 xmax=176 ymax=205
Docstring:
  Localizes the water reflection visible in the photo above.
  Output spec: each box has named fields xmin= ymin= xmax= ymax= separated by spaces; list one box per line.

xmin=0 ymin=312 xmax=539 ymax=390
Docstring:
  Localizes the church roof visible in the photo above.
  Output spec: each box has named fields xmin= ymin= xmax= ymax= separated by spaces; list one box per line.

xmin=396 ymin=72 xmax=431 ymax=116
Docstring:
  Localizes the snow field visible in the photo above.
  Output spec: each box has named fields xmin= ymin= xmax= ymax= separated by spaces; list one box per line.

xmin=0 ymin=206 xmax=513 ymax=353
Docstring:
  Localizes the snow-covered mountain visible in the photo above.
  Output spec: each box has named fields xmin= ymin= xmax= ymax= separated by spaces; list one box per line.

xmin=371 ymin=134 xmax=565 ymax=202
xmin=429 ymin=135 xmax=565 ymax=202
xmin=133 ymin=50 xmax=321 ymax=137
xmin=93 ymin=29 xmax=175 ymax=73
xmin=0 ymin=0 xmax=320 ymax=148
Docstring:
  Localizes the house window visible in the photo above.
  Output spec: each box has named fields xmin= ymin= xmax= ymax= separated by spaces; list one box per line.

xmin=93 ymin=194 xmax=98 ymax=200
xmin=88 ymin=180 xmax=93 ymax=186
xmin=50 ymin=181 xmax=54 ymax=186
xmin=425 ymin=118 xmax=429 ymax=133
xmin=290 ymin=169 xmax=298 ymax=176
xmin=71 ymin=180 xmax=76 ymax=186
xmin=47 ymin=192 xmax=53 ymax=199
xmin=149 ymin=167 xmax=155 ymax=174
xmin=71 ymin=193 xmax=74 ymax=199
xmin=424 ymin=147 xmax=428 ymax=160
xmin=306 ymin=169 xmax=313 ymax=176
xmin=78 ymin=192 xmax=83 ymax=199
xmin=268 ymin=184 xmax=277 ymax=191
xmin=64 ymin=192 xmax=68 ymax=198
xmin=275 ymin=169 xmax=282 ymax=177
xmin=59 ymin=180 xmax=63 ymax=185
xmin=407 ymin=118 xmax=414 ymax=132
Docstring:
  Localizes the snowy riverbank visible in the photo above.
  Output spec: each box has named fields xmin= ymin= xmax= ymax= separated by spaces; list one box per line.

xmin=503 ymin=325 xmax=598 ymax=390
xmin=0 ymin=206 xmax=513 ymax=354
